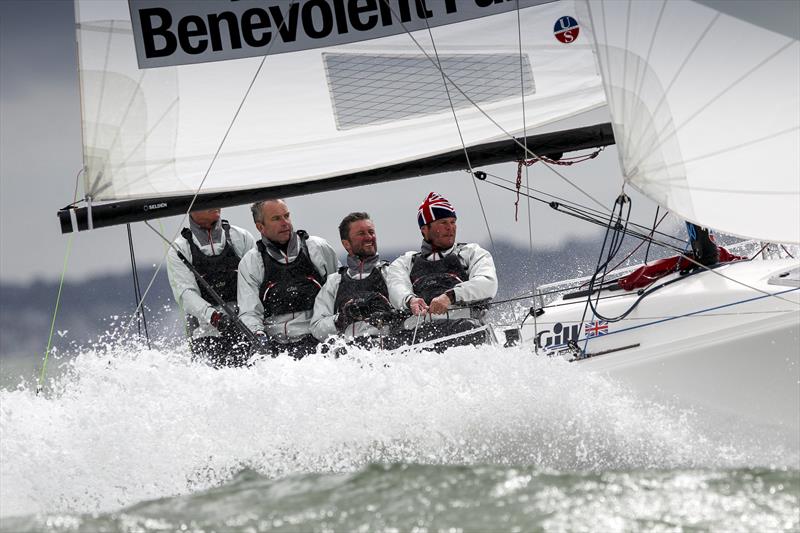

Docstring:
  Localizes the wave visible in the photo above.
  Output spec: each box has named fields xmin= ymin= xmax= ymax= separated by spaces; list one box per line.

xmin=1 ymin=341 xmax=792 ymax=517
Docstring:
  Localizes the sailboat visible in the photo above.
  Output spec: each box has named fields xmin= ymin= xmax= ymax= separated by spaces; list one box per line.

xmin=56 ymin=1 xmax=799 ymax=448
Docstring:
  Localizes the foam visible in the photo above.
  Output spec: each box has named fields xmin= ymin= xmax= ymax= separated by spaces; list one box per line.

xmin=0 ymin=341 xmax=784 ymax=517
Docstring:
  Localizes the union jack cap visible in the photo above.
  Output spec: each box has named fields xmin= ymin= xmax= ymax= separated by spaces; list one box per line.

xmin=417 ymin=192 xmax=456 ymax=227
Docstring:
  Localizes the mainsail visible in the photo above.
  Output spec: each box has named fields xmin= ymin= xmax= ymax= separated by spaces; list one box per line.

xmin=580 ymin=0 xmax=800 ymax=244
xmin=59 ymin=0 xmax=610 ymax=232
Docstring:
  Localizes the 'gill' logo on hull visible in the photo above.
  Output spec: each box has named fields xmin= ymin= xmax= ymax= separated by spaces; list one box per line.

xmin=535 ymin=320 xmax=610 ymax=349
xmin=535 ymin=321 xmax=581 ymax=349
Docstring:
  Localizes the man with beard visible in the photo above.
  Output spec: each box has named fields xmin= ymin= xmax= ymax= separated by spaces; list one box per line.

xmin=310 ymin=212 xmax=401 ymax=349
xmin=167 ymin=207 xmax=256 ymax=367
xmin=238 ymin=199 xmax=340 ymax=358
xmin=386 ymin=192 xmax=498 ymax=349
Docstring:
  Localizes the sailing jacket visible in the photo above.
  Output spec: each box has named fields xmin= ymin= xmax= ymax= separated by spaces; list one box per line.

xmin=386 ymin=242 xmax=497 ymax=329
xmin=167 ymin=219 xmax=256 ymax=339
xmin=238 ymin=231 xmax=340 ymax=340
xmin=310 ymin=256 xmax=393 ymax=341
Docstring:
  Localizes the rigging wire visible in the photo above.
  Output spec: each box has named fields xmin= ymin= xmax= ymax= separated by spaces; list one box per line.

xmin=398 ymin=0 xmax=733 ymax=332
xmin=585 ymin=286 xmax=800 ymax=345
xmin=382 ymin=0 xmax=611 ymax=214
xmin=578 ymin=193 xmax=632 ymax=328
xmin=123 ymin=1 xmax=615 ymax=345
xmin=72 ymin=2 xmax=797 ymax=356
xmin=513 ymin=149 xmax=606 ymax=221
xmin=71 ymin=168 xmax=84 ymax=209
xmin=749 ymin=243 xmax=771 ymax=261
xmin=644 ymin=206 xmax=661 ymax=263
xmin=539 ymin=181 xmax=800 ymax=305
xmin=119 ymin=4 xmax=295 ymax=337
xmin=419 ymin=5 xmax=495 ymax=255
xmin=418 ymin=1 xmax=800 ymax=317
xmin=443 ymin=189 xmax=799 ymax=326
xmin=479 ymin=176 xmax=688 ymax=253
xmin=516 ymin=0 xmax=539 ymax=351
xmin=126 ymin=223 xmax=151 ymax=349
xmin=159 ymin=219 xmax=193 ymax=345
xmin=479 ymin=168 xmax=686 ymax=246
xmin=604 ymin=208 xmax=669 ymax=277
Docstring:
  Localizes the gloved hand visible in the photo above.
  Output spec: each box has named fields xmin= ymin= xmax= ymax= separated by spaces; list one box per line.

xmin=335 ymin=300 xmax=357 ymax=331
xmin=210 ymin=311 xmax=232 ymax=332
xmin=251 ymin=332 xmax=272 ymax=355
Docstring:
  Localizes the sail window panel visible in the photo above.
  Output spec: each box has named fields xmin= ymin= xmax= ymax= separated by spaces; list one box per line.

xmin=71 ymin=0 xmax=607 ymax=204
xmin=324 ymin=53 xmax=535 ymax=130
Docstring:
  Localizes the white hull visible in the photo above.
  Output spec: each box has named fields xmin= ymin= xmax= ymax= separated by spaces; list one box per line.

xmin=517 ymin=258 xmax=800 ymax=450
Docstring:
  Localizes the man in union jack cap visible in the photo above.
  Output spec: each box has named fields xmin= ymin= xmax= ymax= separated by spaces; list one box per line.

xmin=386 ymin=192 xmax=498 ymax=348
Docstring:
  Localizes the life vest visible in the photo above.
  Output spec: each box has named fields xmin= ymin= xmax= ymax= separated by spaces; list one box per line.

xmin=410 ymin=246 xmax=469 ymax=304
xmin=181 ymin=220 xmax=240 ymax=303
xmin=258 ymin=231 xmax=325 ymax=318
xmin=333 ymin=263 xmax=393 ymax=318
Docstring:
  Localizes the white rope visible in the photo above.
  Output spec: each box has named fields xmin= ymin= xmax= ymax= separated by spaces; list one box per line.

xmin=410 ymin=313 xmax=423 ymax=346
xmin=389 ymin=324 xmax=490 ymax=355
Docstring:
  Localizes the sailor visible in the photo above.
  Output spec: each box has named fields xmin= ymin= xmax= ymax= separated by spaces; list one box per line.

xmin=310 ymin=212 xmax=402 ymax=349
xmin=686 ymin=222 xmax=719 ymax=266
xmin=238 ymin=199 xmax=340 ymax=359
xmin=167 ymin=208 xmax=256 ymax=367
xmin=386 ymin=192 xmax=498 ymax=349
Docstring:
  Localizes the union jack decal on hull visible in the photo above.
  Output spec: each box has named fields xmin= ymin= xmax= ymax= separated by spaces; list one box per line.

xmin=584 ymin=320 xmax=608 ymax=338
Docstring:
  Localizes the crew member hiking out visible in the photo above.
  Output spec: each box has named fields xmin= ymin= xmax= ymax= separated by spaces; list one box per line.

xmin=311 ymin=212 xmax=403 ymax=350
xmin=386 ymin=192 xmax=498 ymax=350
xmin=237 ymin=199 xmax=340 ymax=359
xmin=167 ymin=208 xmax=256 ymax=367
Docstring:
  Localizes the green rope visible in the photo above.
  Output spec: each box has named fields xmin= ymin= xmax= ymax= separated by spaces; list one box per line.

xmin=37 ymin=234 xmax=74 ymax=394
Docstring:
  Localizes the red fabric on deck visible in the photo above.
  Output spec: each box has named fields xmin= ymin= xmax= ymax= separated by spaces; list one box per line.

xmin=618 ymin=247 xmax=744 ymax=291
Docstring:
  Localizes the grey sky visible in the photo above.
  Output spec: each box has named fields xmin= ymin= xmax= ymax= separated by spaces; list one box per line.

xmin=0 ymin=0 xmax=663 ymax=285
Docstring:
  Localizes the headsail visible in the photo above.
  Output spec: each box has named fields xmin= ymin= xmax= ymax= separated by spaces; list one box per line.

xmin=580 ymin=0 xmax=800 ymax=244
xmin=60 ymin=0 xmax=609 ymax=232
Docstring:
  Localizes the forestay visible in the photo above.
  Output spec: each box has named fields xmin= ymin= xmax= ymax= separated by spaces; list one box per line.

xmin=72 ymin=0 xmax=605 ymax=206
xmin=579 ymin=0 xmax=800 ymax=244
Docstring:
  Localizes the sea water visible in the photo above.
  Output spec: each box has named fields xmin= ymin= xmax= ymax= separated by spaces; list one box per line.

xmin=1 ymin=342 xmax=798 ymax=532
